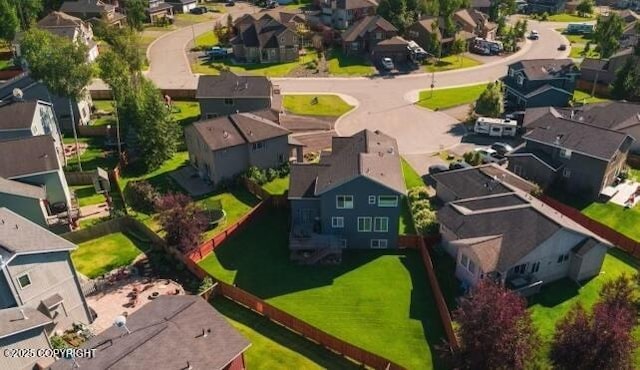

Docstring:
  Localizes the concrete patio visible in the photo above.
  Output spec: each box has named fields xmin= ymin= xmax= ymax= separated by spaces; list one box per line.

xmin=169 ymin=166 xmax=214 ymax=197
xmin=607 ymin=180 xmax=640 ymax=208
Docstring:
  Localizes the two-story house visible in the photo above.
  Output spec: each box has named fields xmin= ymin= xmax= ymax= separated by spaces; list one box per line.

xmin=35 ymin=11 xmax=99 ymax=63
xmin=453 ymin=8 xmax=497 ymax=41
xmin=0 ymin=100 xmax=65 ymax=165
xmin=60 ymin=0 xmax=127 ymax=27
xmin=508 ymin=114 xmax=634 ymax=199
xmin=503 ymin=59 xmax=580 ymax=109
xmin=231 ymin=12 xmax=302 ymax=64
xmin=0 ymin=208 xmax=92 ymax=370
xmin=185 ymin=111 xmax=292 ymax=185
xmin=405 ymin=11 xmax=483 ymax=55
xmin=288 ymin=130 xmax=406 ymax=264
xmin=145 ymin=0 xmax=174 ymax=23
xmin=580 ymin=48 xmax=636 ymax=86
xmin=0 ymin=73 xmax=93 ymax=131
xmin=196 ymin=72 xmax=275 ymax=119
xmin=319 ymin=0 xmax=378 ymax=30
xmin=0 ymin=135 xmax=76 ymax=227
xmin=342 ymin=15 xmax=398 ymax=56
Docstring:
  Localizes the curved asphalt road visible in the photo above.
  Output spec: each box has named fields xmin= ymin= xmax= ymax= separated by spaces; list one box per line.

xmin=146 ymin=12 xmax=570 ymax=156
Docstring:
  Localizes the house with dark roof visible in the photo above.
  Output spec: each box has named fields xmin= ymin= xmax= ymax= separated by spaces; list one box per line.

xmin=30 ymin=11 xmax=99 ymax=62
xmin=526 ymin=0 xmax=567 ymax=14
xmin=342 ymin=15 xmax=398 ymax=56
xmin=0 ymin=208 xmax=92 ymax=370
xmin=371 ymin=36 xmax=411 ymax=62
xmin=59 ymin=0 xmax=126 ymax=27
xmin=0 ymin=177 xmax=51 ymax=228
xmin=288 ymin=130 xmax=406 ymax=264
xmin=185 ymin=112 xmax=294 ymax=185
xmin=0 ymin=72 xmax=93 ymax=131
xmin=580 ymin=48 xmax=636 ymax=86
xmin=318 ymin=0 xmax=378 ymax=30
xmin=508 ymin=114 xmax=634 ymax=199
xmin=438 ymin=189 xmax=610 ymax=295
xmin=196 ymin=72 xmax=276 ymax=119
xmin=145 ymin=0 xmax=174 ymax=23
xmin=166 ymin=0 xmax=197 ymax=13
xmin=0 ymin=135 xmax=76 ymax=227
xmin=231 ymin=11 xmax=303 ymax=64
xmin=50 ymin=295 xmax=249 ymax=370
xmin=504 ymin=59 xmax=580 ymax=109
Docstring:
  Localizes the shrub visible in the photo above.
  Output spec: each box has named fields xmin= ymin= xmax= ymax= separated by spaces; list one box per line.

xmin=277 ymin=162 xmax=291 ymax=177
xmin=266 ymin=168 xmax=278 ymax=182
xmin=408 ymin=186 xmax=429 ymax=203
xmin=50 ymin=335 xmax=68 ymax=350
xmin=245 ymin=166 xmax=267 ymax=185
xmin=155 ymin=193 xmax=207 ymax=253
xmin=463 ymin=151 xmax=482 ymax=166
xmin=413 ymin=207 xmax=439 ymax=235
xmin=198 ymin=276 xmax=214 ymax=294
xmin=125 ymin=180 xmax=160 ymax=213
xmin=540 ymin=12 xmax=549 ymax=21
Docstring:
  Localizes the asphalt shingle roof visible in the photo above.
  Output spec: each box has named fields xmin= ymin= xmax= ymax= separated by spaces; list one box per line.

xmin=0 ymin=136 xmax=60 ymax=178
xmin=343 ymin=15 xmax=397 ymax=42
xmin=60 ymin=0 xmax=114 ymax=14
xmin=0 ymin=101 xmax=38 ymax=130
xmin=0 ymin=306 xmax=51 ymax=339
xmin=432 ymin=164 xmax=536 ymax=199
xmin=510 ymin=59 xmax=578 ymax=80
xmin=0 ymin=177 xmax=46 ymax=199
xmin=37 ymin=11 xmax=84 ymax=28
xmin=196 ymin=72 xmax=271 ymax=99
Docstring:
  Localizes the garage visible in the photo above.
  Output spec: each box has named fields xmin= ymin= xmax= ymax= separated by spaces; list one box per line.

xmin=371 ymin=36 xmax=410 ymax=63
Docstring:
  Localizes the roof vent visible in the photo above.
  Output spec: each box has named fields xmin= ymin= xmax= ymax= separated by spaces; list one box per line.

xmin=554 ymin=134 xmax=563 ymax=145
xmin=12 ymin=88 xmax=23 ymax=101
xmin=223 ymin=130 xmax=229 ymax=139
xmin=113 ymin=315 xmax=131 ymax=336
xmin=19 ymin=309 xmax=28 ymax=320
xmin=387 ymin=147 xmax=394 ymax=154
xmin=14 ymin=224 xmax=18 ymax=230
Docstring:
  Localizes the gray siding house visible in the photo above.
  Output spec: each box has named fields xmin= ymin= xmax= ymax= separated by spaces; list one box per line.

xmin=0 ymin=208 xmax=92 ymax=370
xmin=231 ymin=12 xmax=303 ymax=64
xmin=580 ymin=48 xmax=636 ymax=86
xmin=319 ymin=0 xmax=378 ymax=30
xmin=288 ymin=130 xmax=406 ymax=264
xmin=435 ymin=180 xmax=610 ymax=296
xmin=0 ymin=177 xmax=50 ymax=228
xmin=509 ymin=112 xmax=634 ymax=199
xmin=342 ymin=15 xmax=398 ymax=56
xmin=185 ymin=112 xmax=291 ymax=185
xmin=196 ymin=73 xmax=275 ymax=119
xmin=504 ymin=59 xmax=579 ymax=110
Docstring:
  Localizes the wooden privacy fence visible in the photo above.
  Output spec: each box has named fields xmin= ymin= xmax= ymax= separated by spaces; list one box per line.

xmin=77 ymin=125 xmax=110 ymax=137
xmin=243 ymin=177 xmax=289 ymax=208
xmin=65 ymin=170 xmax=97 ymax=186
xmin=540 ymin=195 xmax=640 ymax=258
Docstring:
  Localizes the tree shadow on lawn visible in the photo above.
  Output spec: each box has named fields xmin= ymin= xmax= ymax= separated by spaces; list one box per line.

xmin=211 ymin=297 xmax=361 ymax=370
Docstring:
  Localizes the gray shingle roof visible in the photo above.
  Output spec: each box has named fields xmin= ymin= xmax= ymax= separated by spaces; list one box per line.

xmin=60 ymin=0 xmax=114 ymax=14
xmin=432 ymin=164 xmax=536 ymax=199
xmin=342 ymin=15 xmax=397 ymax=42
xmin=289 ymin=164 xmax=323 ymax=198
xmin=0 ymin=306 xmax=51 ymax=339
xmin=533 ymin=101 xmax=640 ymax=132
xmin=196 ymin=72 xmax=272 ymax=99
xmin=189 ymin=112 xmax=290 ymax=151
xmin=0 ymin=177 xmax=46 ymax=199
xmin=289 ymin=130 xmax=406 ymax=198
xmin=50 ymin=296 xmax=250 ymax=370
xmin=0 ymin=208 xmax=76 ymax=259
xmin=37 ymin=11 xmax=84 ymax=28
xmin=335 ymin=0 xmax=377 ymax=10
xmin=0 ymin=101 xmax=38 ymax=130
xmin=509 ymin=59 xmax=578 ymax=80
xmin=0 ymin=136 xmax=60 ymax=178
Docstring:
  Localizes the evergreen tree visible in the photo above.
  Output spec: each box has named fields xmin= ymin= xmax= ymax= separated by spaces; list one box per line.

xmin=475 ymin=81 xmax=504 ymax=117
xmin=593 ymin=13 xmax=624 ymax=58
xmin=0 ymin=0 xmax=19 ymax=45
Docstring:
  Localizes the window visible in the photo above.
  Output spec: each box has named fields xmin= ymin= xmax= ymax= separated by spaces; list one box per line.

xmin=375 ymin=32 xmax=382 ymax=40
xmin=224 ymin=98 xmax=234 ymax=105
xmin=460 ymin=254 xmax=476 ymax=274
xmin=513 ymin=263 xmax=527 ymax=274
xmin=516 ymin=75 xmax=524 ymax=85
xmin=373 ymin=217 xmax=389 ymax=232
xmin=513 ymin=164 xmax=524 ymax=177
xmin=557 ymin=253 xmax=570 ymax=263
xmin=370 ymin=239 xmax=388 ymax=248
xmin=350 ymin=42 xmax=359 ymax=50
xmin=368 ymin=195 xmax=376 ymax=204
xmin=377 ymin=195 xmax=398 ymax=207
xmin=336 ymin=195 xmax=354 ymax=209
xmin=252 ymin=142 xmax=264 ymax=150
xmin=509 ymin=68 xmax=515 ymax=77
xmin=560 ymin=148 xmax=572 ymax=159
xmin=205 ymin=113 xmax=218 ymax=119
xmin=531 ymin=261 xmax=540 ymax=273
xmin=461 ymin=254 xmax=469 ymax=269
xmin=468 ymin=260 xmax=476 ymax=274
xmin=278 ymin=154 xmax=284 ymax=163
xmin=17 ymin=273 xmax=31 ymax=289
xmin=409 ymin=30 xmax=418 ymax=38
xmin=357 ymin=217 xmax=372 ymax=232
xmin=563 ymin=168 xmax=571 ymax=178
xmin=331 ymin=216 xmax=344 ymax=228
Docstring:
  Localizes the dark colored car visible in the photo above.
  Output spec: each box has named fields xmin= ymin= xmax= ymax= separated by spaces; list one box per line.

xmin=490 ymin=142 xmax=514 ymax=157
xmin=226 ymin=0 xmax=235 ymax=6
xmin=267 ymin=0 xmax=278 ymax=8
xmin=190 ymin=6 xmax=208 ymax=14
xmin=449 ymin=161 xmax=472 ymax=170
xmin=428 ymin=164 xmax=449 ymax=174
xmin=558 ymin=44 xmax=567 ymax=51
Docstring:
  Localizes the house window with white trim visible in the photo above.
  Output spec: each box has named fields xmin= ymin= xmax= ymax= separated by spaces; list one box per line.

xmin=336 ymin=195 xmax=354 ymax=209
xmin=357 ymin=217 xmax=372 ymax=232
xmin=560 ymin=148 xmax=572 ymax=159
xmin=373 ymin=217 xmax=389 ymax=232
xmin=516 ymin=74 xmax=524 ymax=85
xmin=531 ymin=261 xmax=540 ymax=273
xmin=460 ymin=254 xmax=476 ymax=274
xmin=17 ymin=273 xmax=31 ymax=289
xmin=224 ymin=98 xmax=234 ymax=105
xmin=368 ymin=195 xmax=376 ymax=204
xmin=370 ymin=239 xmax=388 ymax=248
xmin=377 ymin=195 xmax=398 ymax=207
xmin=331 ymin=216 xmax=344 ymax=228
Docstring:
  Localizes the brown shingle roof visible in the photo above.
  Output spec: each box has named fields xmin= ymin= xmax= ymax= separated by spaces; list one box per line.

xmin=335 ymin=0 xmax=377 ymax=10
xmin=0 ymin=101 xmax=38 ymax=130
xmin=196 ymin=72 xmax=272 ymax=99
xmin=37 ymin=11 xmax=84 ymax=28
xmin=432 ymin=164 xmax=537 ymax=199
xmin=0 ymin=306 xmax=51 ymax=339
xmin=510 ymin=59 xmax=578 ymax=80
xmin=342 ymin=15 xmax=397 ymax=42
xmin=0 ymin=135 xmax=60 ymax=178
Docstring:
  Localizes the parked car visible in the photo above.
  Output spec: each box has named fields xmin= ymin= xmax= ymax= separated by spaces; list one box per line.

xmin=267 ymin=0 xmax=277 ymax=8
xmin=428 ymin=164 xmax=449 ymax=174
xmin=207 ymin=46 xmax=228 ymax=59
xmin=226 ymin=0 xmax=235 ymax=5
xmin=490 ymin=142 xmax=514 ymax=157
xmin=529 ymin=30 xmax=539 ymax=40
xmin=471 ymin=45 xmax=491 ymax=55
xmin=558 ymin=44 xmax=567 ymax=51
xmin=190 ymin=6 xmax=208 ymax=14
xmin=381 ymin=57 xmax=394 ymax=70
xmin=474 ymin=148 xmax=505 ymax=164
xmin=449 ymin=161 xmax=472 ymax=170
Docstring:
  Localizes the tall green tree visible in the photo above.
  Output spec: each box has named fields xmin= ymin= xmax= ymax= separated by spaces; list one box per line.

xmin=13 ymin=0 xmax=43 ymax=29
xmin=450 ymin=37 xmax=466 ymax=65
xmin=124 ymin=0 xmax=146 ymax=31
xmin=593 ymin=13 xmax=624 ymax=58
xmin=612 ymin=57 xmax=640 ymax=101
xmin=475 ymin=81 xmax=504 ymax=117
xmin=20 ymin=28 xmax=93 ymax=170
xmin=489 ymin=0 xmax=516 ymax=21
xmin=576 ymin=0 xmax=594 ymax=17
xmin=0 ymin=0 xmax=19 ymax=45
xmin=98 ymin=27 xmax=145 ymax=73
xmin=377 ymin=0 xmax=409 ymax=31
xmin=97 ymin=49 xmax=131 ymax=160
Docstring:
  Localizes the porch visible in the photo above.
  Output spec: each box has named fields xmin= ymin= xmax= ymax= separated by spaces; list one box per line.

xmin=507 ymin=275 xmax=543 ymax=297
xmin=289 ymin=224 xmax=343 ymax=265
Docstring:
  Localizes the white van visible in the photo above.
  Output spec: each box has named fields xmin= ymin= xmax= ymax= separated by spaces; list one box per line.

xmin=474 ymin=117 xmax=518 ymax=137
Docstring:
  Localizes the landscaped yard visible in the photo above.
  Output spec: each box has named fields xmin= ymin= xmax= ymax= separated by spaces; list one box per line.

xmin=547 ymin=13 xmax=597 ymax=22
xmin=72 ymin=232 xmax=149 ymax=278
xmin=64 ymin=137 xmax=119 ymax=172
xmin=195 ymin=188 xmax=260 ymax=240
xmin=423 ymin=55 xmax=482 ymax=73
xmin=399 ymin=158 xmax=423 ymax=235
xmin=558 ymin=29 xmax=599 ymax=59
xmin=283 ymin=95 xmax=353 ymax=117
xmin=192 ymin=51 xmax=318 ymax=77
xmin=193 ymin=31 xmax=219 ymax=50
xmin=401 ymin=158 xmax=425 ymax=189
xmin=572 ymin=89 xmax=610 ymax=105
xmin=72 ymin=185 xmax=106 ymax=207
xmin=212 ymin=298 xmax=360 ymax=369
xmin=416 ymin=83 xmax=488 ymax=110
xmin=262 ymin=175 xmax=289 ymax=195
xmin=171 ymin=101 xmax=201 ymax=126
xmin=582 ymin=202 xmax=640 ymax=243
xmin=198 ymin=209 xmax=445 ymax=369
xmin=285 ymin=0 xmax=313 ymax=9
xmin=326 ymin=50 xmax=374 ymax=76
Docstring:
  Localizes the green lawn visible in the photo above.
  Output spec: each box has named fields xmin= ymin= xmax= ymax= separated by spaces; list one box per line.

xmin=0 ymin=59 xmax=13 ymax=70
xmin=572 ymin=89 xmax=610 ymax=104
xmin=547 ymin=13 xmax=596 ymax=22
xmin=423 ymin=55 xmax=482 ymax=73
xmin=416 ymin=83 xmax=488 ymax=111
xmin=629 ymin=168 xmax=640 ymax=182
xmin=192 ymin=51 xmax=318 ymax=77
xmin=198 ymin=209 xmax=445 ymax=369
xmin=193 ymin=31 xmax=219 ymax=49
xmin=558 ymin=29 xmax=599 ymax=59
xmin=262 ymin=176 xmax=289 ymax=195
xmin=399 ymin=198 xmax=416 ymax=235
xmin=212 ymin=298 xmax=359 ymax=369
xmin=400 ymin=158 xmax=424 ymax=235
xmin=195 ymin=188 xmax=260 ymax=240
xmin=72 ymin=185 xmax=106 ymax=207
xmin=71 ymin=232 xmax=148 ymax=278
xmin=326 ymin=50 xmax=374 ymax=76
xmin=285 ymin=0 xmax=313 ymax=9
xmin=401 ymin=157 xmax=425 ymax=189
xmin=63 ymin=137 xmax=119 ymax=172
xmin=283 ymin=95 xmax=353 ymax=117
xmin=171 ymin=101 xmax=201 ymax=126
xmin=582 ymin=202 xmax=640 ymax=243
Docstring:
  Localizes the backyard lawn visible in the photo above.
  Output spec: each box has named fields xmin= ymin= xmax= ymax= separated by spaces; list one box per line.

xmin=193 ymin=31 xmax=219 ymax=49
xmin=171 ymin=101 xmax=201 ymax=126
xmin=547 ymin=13 xmax=596 ymax=22
xmin=72 ymin=185 xmax=106 ymax=207
xmin=416 ymin=83 xmax=488 ymax=111
xmin=558 ymin=29 xmax=599 ymax=59
xmin=198 ymin=209 xmax=445 ymax=369
xmin=72 ymin=232 xmax=149 ymax=278
xmin=63 ymin=137 xmax=119 ymax=172
xmin=326 ymin=50 xmax=374 ymax=76
xmin=192 ymin=51 xmax=318 ymax=77
xmin=399 ymin=158 xmax=424 ymax=235
xmin=212 ymin=298 xmax=360 ymax=369
xmin=195 ymin=188 xmax=260 ymax=240
xmin=572 ymin=89 xmax=610 ymax=105
xmin=423 ymin=55 xmax=482 ymax=73
xmin=582 ymin=202 xmax=640 ymax=243
xmin=262 ymin=176 xmax=289 ymax=195
xmin=283 ymin=95 xmax=353 ymax=117
xmin=401 ymin=158 xmax=425 ymax=189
